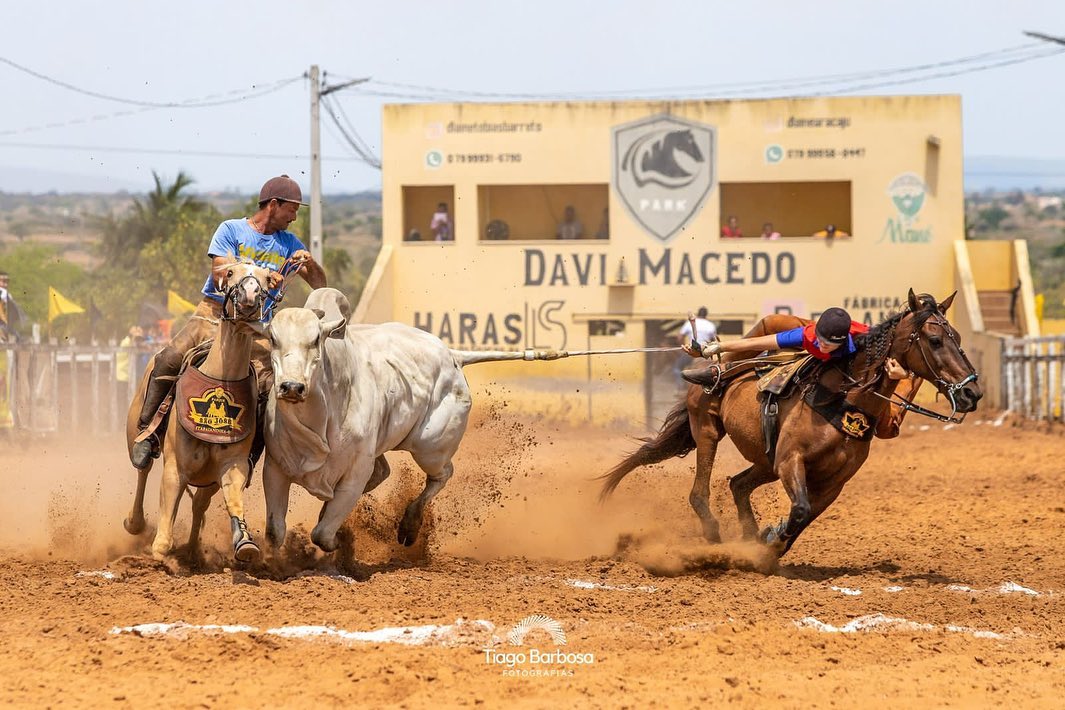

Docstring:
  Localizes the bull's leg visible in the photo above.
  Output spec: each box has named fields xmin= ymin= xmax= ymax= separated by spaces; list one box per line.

xmin=311 ymin=474 xmax=367 ymax=553
xmin=762 ymin=454 xmax=812 ymax=557
xmin=186 ymin=484 xmax=218 ymax=555
xmin=151 ymin=453 xmax=183 ymax=560
xmin=218 ymin=460 xmax=260 ymax=563
xmin=399 ymin=460 xmax=454 ymax=547
xmin=728 ymin=466 xmax=777 ymax=540
xmin=123 ymin=467 xmax=150 ymax=535
xmin=263 ymin=458 xmax=291 ymax=550
xmin=364 ymin=455 xmax=391 ymax=494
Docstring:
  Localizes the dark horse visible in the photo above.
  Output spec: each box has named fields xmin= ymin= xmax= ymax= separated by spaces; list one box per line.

xmin=623 ymin=129 xmax=704 ymax=187
xmin=601 ymin=290 xmax=982 ymax=559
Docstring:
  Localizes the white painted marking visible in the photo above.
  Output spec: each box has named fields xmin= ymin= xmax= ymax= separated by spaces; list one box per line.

xmin=998 ymin=582 xmax=1040 ymax=596
xmin=946 ymin=581 xmax=1043 ymax=597
xmin=110 ymin=618 xmax=496 ymax=646
xmin=882 ymin=586 xmax=905 ymax=593
xmin=992 ymin=412 xmax=1008 ymax=427
xmin=565 ymin=579 xmax=658 ymax=593
xmin=943 ymin=423 xmax=955 ymax=431
xmin=795 ymin=613 xmax=1017 ymax=640
xmin=76 ymin=570 xmax=117 ymax=580
xmin=830 ymin=586 xmax=862 ymax=596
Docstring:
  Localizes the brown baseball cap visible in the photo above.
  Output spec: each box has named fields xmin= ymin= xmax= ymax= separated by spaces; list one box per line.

xmin=258 ymin=174 xmax=308 ymax=206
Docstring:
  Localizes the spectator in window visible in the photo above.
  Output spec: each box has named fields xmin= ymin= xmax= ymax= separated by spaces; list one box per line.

xmin=760 ymin=222 xmax=781 ymax=240
xmin=721 ymin=215 xmax=742 ymax=238
xmin=405 ymin=228 xmax=423 ymax=242
xmin=556 ymin=205 xmax=584 ymax=240
xmin=430 ymin=203 xmax=453 ymax=242
xmin=594 ymin=207 xmax=609 ymax=239
xmin=813 ymin=223 xmax=849 ymax=239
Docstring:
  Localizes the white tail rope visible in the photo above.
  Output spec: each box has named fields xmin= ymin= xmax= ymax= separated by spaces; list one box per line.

xmin=452 ymin=346 xmax=681 ymax=367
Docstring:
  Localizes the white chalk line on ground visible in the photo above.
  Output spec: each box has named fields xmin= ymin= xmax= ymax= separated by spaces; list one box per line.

xmin=565 ymin=578 xmax=658 ymax=593
xmin=110 ymin=618 xmax=496 ymax=646
xmin=823 ymin=580 xmax=1051 ymax=597
xmin=795 ymin=613 xmax=1024 ymax=640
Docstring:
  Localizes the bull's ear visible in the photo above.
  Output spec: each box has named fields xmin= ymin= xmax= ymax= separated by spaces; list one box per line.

xmin=321 ymin=318 xmax=347 ymax=339
xmin=310 ymin=308 xmax=326 ymax=320
xmin=938 ymin=291 xmax=956 ymax=314
xmin=907 ymin=288 xmax=920 ymax=312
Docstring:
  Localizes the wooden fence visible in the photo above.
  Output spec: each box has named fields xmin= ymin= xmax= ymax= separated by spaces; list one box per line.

xmin=1002 ymin=335 xmax=1065 ymax=423
xmin=1 ymin=343 xmax=155 ymax=436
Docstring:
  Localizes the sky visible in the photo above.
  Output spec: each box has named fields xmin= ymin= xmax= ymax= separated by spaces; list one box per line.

xmin=4 ymin=0 xmax=1065 ymax=194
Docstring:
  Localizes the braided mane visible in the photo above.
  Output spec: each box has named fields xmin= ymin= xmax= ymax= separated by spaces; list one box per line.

xmin=851 ymin=293 xmax=938 ymax=387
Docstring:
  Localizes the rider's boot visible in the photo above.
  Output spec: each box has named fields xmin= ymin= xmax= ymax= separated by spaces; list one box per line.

xmin=130 ymin=350 xmax=181 ymax=469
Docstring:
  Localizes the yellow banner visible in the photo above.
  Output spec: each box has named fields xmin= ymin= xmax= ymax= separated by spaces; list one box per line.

xmin=47 ymin=287 xmax=85 ymax=323
xmin=168 ymin=290 xmax=197 ymax=316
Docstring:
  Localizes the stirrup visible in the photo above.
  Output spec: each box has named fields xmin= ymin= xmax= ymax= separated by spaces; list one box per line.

xmin=130 ymin=432 xmax=160 ymax=470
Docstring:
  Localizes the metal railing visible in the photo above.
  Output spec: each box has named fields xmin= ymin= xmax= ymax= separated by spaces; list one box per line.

xmin=1 ymin=343 xmax=157 ymax=436
xmin=1002 ymin=335 xmax=1065 ymax=423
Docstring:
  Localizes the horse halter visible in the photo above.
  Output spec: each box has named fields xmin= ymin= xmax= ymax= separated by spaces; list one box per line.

xmin=902 ymin=311 xmax=979 ymax=423
xmin=220 ymin=272 xmax=268 ymax=322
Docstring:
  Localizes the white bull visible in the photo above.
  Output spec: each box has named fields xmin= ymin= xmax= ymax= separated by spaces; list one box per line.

xmin=263 ymin=288 xmax=537 ymax=552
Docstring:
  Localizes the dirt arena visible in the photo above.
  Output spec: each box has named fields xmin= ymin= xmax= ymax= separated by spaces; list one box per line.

xmin=0 ymin=397 xmax=1062 ymax=708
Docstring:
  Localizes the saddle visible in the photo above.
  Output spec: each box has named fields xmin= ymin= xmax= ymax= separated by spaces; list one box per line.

xmin=136 ymin=340 xmax=269 ymax=449
xmin=175 ymin=364 xmax=257 ymax=444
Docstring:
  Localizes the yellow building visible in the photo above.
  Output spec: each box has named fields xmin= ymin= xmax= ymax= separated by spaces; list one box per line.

xmin=357 ymin=95 xmax=969 ymax=423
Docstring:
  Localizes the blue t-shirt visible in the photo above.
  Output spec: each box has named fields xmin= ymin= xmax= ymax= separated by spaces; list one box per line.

xmin=200 ymin=219 xmax=307 ymax=320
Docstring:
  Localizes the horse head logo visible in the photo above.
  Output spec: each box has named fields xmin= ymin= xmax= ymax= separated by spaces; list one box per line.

xmin=622 ymin=128 xmax=705 ymax=188
xmin=613 ymin=115 xmax=716 ymax=243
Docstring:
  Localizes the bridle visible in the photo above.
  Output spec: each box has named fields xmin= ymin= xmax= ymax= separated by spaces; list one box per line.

xmin=874 ymin=308 xmax=979 ymax=424
xmin=220 ymin=271 xmax=269 ymax=322
xmin=218 ymin=256 xmax=307 ymax=323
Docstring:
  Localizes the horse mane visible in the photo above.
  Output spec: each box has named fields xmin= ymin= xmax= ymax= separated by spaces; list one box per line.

xmin=851 ymin=293 xmax=938 ymax=387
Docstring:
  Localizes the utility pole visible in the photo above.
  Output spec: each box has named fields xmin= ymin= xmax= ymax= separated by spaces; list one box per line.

xmin=309 ymin=65 xmax=322 ymax=264
xmin=308 ymin=66 xmax=371 ymax=264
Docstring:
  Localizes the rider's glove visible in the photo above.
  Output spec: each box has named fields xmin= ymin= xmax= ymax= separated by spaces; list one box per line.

xmin=701 ymin=341 xmax=723 ymax=359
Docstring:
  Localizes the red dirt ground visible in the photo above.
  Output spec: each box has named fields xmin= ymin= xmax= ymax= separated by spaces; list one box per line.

xmin=0 ymin=403 xmax=1062 ymax=708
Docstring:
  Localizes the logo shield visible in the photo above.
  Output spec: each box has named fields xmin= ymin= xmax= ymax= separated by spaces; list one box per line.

xmin=613 ymin=114 xmax=716 ymax=243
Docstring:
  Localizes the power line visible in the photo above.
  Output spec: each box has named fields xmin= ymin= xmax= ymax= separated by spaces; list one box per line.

xmin=2 ymin=77 xmax=306 ymax=138
xmin=320 ymin=95 xmax=381 ymax=169
xmin=0 ymin=140 xmax=371 ymax=162
xmin=330 ymin=42 xmax=1059 ymax=102
xmin=0 ymin=55 xmax=303 ymax=109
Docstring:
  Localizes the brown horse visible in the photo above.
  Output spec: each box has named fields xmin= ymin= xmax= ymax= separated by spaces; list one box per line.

xmin=124 ymin=262 xmax=274 ymax=562
xmin=601 ymin=290 xmax=982 ymax=558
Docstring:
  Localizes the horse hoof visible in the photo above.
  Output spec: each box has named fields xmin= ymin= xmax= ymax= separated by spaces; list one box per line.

xmin=398 ymin=508 xmax=422 ymax=547
xmin=123 ymin=516 xmax=145 ymax=536
xmin=234 ymin=539 xmax=261 ymax=564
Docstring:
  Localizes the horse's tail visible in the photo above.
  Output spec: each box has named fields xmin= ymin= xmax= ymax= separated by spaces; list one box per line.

xmin=598 ymin=401 xmax=695 ymax=502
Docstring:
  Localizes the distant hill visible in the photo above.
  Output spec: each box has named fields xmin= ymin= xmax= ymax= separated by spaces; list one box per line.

xmin=965 ymin=156 xmax=1065 ymax=192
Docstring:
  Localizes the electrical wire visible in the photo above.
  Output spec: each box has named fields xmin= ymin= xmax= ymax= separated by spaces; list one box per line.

xmin=329 ymin=42 xmax=1060 ymax=102
xmin=0 ymin=140 xmax=369 ymax=162
xmin=0 ymin=55 xmax=302 ymax=108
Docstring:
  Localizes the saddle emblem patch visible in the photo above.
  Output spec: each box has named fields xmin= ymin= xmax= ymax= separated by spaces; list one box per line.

xmin=840 ymin=410 xmax=871 ymax=438
xmin=187 ymin=386 xmax=246 ymax=434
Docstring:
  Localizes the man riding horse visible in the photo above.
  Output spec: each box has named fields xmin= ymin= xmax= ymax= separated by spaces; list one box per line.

xmin=682 ymin=307 xmax=920 ymax=439
xmin=129 ymin=175 xmax=326 ymax=469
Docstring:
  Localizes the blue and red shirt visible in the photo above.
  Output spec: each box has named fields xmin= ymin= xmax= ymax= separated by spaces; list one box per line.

xmin=775 ymin=321 xmax=869 ymax=361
